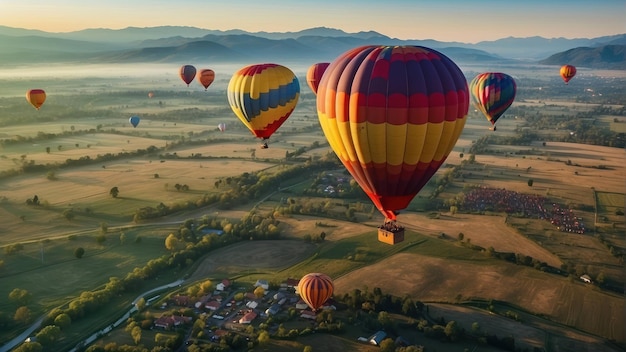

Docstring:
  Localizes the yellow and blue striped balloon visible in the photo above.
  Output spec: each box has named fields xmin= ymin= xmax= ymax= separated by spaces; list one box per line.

xmin=227 ymin=63 xmax=300 ymax=140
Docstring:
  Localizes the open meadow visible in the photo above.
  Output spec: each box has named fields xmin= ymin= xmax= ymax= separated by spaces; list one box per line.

xmin=0 ymin=64 xmax=624 ymax=351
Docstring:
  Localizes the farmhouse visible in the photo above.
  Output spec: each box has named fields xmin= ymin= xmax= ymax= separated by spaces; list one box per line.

xmin=239 ymin=311 xmax=258 ymax=324
xmin=205 ymin=301 xmax=221 ymax=311
xmin=216 ymin=279 xmax=231 ymax=291
xmin=154 ymin=315 xmax=192 ymax=330
xmin=265 ymin=304 xmax=281 ymax=316
xmin=368 ymin=330 xmax=387 ymax=346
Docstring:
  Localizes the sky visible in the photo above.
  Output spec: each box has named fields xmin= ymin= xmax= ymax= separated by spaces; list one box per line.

xmin=1 ymin=0 xmax=624 ymax=43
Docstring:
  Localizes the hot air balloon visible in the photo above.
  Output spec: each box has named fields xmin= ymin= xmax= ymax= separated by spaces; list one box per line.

xmin=148 ymin=91 xmax=154 ymax=99
xmin=218 ymin=122 xmax=226 ymax=132
xmin=560 ymin=64 xmax=576 ymax=84
xmin=316 ymin=45 xmax=469 ymax=235
xmin=297 ymin=273 xmax=334 ymax=311
xmin=129 ymin=115 xmax=140 ymax=128
xmin=469 ymin=72 xmax=517 ymax=130
xmin=179 ymin=65 xmax=197 ymax=86
xmin=197 ymin=69 xmax=215 ymax=90
xmin=26 ymin=89 xmax=46 ymax=110
xmin=227 ymin=63 xmax=300 ymax=149
xmin=306 ymin=62 xmax=330 ymax=95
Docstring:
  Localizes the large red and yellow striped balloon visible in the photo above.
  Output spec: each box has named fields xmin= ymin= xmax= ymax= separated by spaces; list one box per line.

xmin=469 ymin=72 xmax=517 ymax=128
xmin=317 ymin=45 xmax=469 ymax=221
xmin=560 ymin=64 xmax=576 ymax=84
xmin=297 ymin=273 xmax=334 ymax=311
xmin=227 ymin=63 xmax=300 ymax=140
xmin=26 ymin=89 xmax=46 ymax=110
xmin=306 ymin=62 xmax=330 ymax=95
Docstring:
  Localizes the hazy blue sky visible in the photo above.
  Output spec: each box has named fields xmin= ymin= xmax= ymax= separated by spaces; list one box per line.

xmin=1 ymin=0 xmax=624 ymax=42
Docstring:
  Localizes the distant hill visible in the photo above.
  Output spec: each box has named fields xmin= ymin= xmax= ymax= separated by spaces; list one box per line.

xmin=0 ymin=25 xmax=624 ymax=66
xmin=539 ymin=45 xmax=626 ymax=69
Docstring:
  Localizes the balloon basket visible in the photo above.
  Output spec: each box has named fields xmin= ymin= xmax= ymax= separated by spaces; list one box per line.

xmin=377 ymin=222 xmax=405 ymax=245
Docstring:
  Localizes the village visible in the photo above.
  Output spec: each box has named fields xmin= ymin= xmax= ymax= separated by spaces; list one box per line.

xmin=145 ymin=277 xmax=391 ymax=348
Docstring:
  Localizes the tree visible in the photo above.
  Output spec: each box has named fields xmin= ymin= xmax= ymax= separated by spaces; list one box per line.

xmin=165 ymin=233 xmax=179 ymax=251
xmin=458 ymin=232 xmax=465 ymax=241
xmin=527 ymin=179 xmax=534 ymax=187
xmin=379 ymin=338 xmax=395 ymax=352
xmin=13 ymin=342 xmax=42 ymax=352
xmin=62 ymin=209 xmax=75 ymax=221
xmin=303 ymin=346 xmax=313 ymax=352
xmin=74 ymin=247 xmax=85 ymax=259
xmin=54 ymin=313 xmax=71 ymax=330
xmin=9 ymin=289 xmax=32 ymax=306
xmin=257 ymin=331 xmax=270 ymax=345
xmin=109 ymin=187 xmax=119 ymax=198
xmin=35 ymin=325 xmax=61 ymax=346
xmin=45 ymin=147 xmax=50 ymax=154
xmin=131 ymin=325 xmax=142 ymax=345
xmin=444 ymin=320 xmax=461 ymax=341
xmin=14 ymin=306 xmax=32 ymax=324
xmin=254 ymin=286 xmax=265 ymax=298
xmin=99 ymin=222 xmax=108 ymax=234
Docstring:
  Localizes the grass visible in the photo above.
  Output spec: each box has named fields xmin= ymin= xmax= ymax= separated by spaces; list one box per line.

xmin=0 ymin=229 xmax=172 ymax=330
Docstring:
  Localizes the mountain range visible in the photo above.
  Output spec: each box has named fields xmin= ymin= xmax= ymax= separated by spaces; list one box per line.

xmin=0 ymin=25 xmax=624 ymax=69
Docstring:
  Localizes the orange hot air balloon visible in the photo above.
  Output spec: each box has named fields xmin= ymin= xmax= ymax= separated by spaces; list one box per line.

xmin=197 ymin=69 xmax=215 ymax=90
xmin=560 ymin=65 xmax=576 ymax=84
xmin=306 ymin=62 xmax=330 ymax=94
xmin=297 ymin=273 xmax=334 ymax=311
xmin=317 ymin=45 xmax=469 ymax=224
xmin=179 ymin=65 xmax=197 ymax=86
xmin=148 ymin=92 xmax=154 ymax=98
xmin=26 ymin=89 xmax=46 ymax=110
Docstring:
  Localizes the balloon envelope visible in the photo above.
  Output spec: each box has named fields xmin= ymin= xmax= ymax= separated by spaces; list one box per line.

xmin=197 ymin=69 xmax=215 ymax=90
xmin=469 ymin=72 xmax=516 ymax=127
xmin=148 ymin=92 xmax=154 ymax=98
xmin=179 ymin=65 xmax=197 ymax=86
xmin=227 ymin=63 xmax=300 ymax=140
xmin=316 ymin=45 xmax=469 ymax=221
xmin=560 ymin=65 xmax=576 ymax=84
xmin=218 ymin=122 xmax=226 ymax=132
xmin=297 ymin=273 xmax=334 ymax=311
xmin=306 ymin=62 xmax=330 ymax=95
xmin=129 ymin=116 xmax=140 ymax=128
xmin=26 ymin=89 xmax=46 ymax=110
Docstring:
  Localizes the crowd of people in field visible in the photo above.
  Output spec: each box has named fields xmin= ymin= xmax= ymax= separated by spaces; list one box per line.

xmin=460 ymin=187 xmax=586 ymax=234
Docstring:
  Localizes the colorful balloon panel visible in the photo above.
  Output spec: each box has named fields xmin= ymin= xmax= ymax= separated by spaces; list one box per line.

xmin=197 ymin=69 xmax=215 ymax=90
xmin=26 ymin=89 xmax=46 ymax=110
xmin=306 ymin=62 xmax=330 ymax=94
xmin=227 ymin=63 xmax=300 ymax=139
xmin=297 ymin=273 xmax=334 ymax=311
xmin=469 ymin=72 xmax=516 ymax=127
xmin=179 ymin=65 xmax=197 ymax=86
xmin=129 ymin=116 xmax=140 ymax=128
xmin=316 ymin=45 xmax=469 ymax=220
xmin=560 ymin=64 xmax=576 ymax=84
